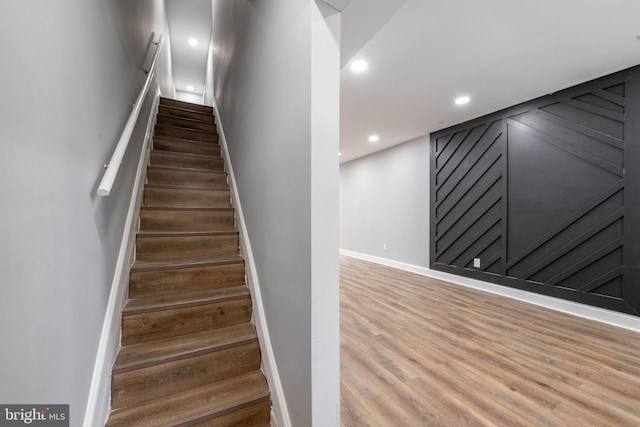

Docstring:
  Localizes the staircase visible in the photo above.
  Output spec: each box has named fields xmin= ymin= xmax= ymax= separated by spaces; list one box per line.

xmin=106 ymin=98 xmax=271 ymax=426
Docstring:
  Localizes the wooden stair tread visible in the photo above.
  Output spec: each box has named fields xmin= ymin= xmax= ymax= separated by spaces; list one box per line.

xmin=153 ymin=135 xmax=219 ymax=147
xmin=150 ymin=151 xmax=223 ymax=172
xmin=147 ymin=164 xmax=226 ymax=175
xmin=156 ymin=115 xmax=217 ymax=132
xmin=155 ymin=124 xmax=217 ymax=140
xmin=144 ymin=183 xmax=229 ymax=191
xmin=137 ymin=230 xmax=238 ymax=237
xmin=106 ymin=370 xmax=269 ymax=427
xmin=140 ymin=206 xmax=233 ymax=212
xmin=146 ymin=165 xmax=228 ymax=181
xmin=123 ymin=287 xmax=250 ymax=315
xmin=135 ymin=231 xmax=239 ymax=261
xmin=153 ymin=138 xmax=221 ymax=157
xmin=151 ymin=149 xmax=222 ymax=160
xmin=160 ymin=97 xmax=214 ymax=114
xmin=129 ymin=258 xmax=246 ymax=298
xmin=145 ymin=169 xmax=228 ymax=186
xmin=139 ymin=208 xmax=235 ymax=232
xmin=113 ymin=324 xmax=257 ymax=373
xmin=158 ymin=104 xmax=215 ymax=123
xmin=131 ymin=256 xmax=244 ymax=272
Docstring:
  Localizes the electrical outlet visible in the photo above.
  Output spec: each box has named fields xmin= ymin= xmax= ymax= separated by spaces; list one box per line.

xmin=383 ymin=243 xmax=387 ymax=251
xmin=473 ymin=258 xmax=481 ymax=268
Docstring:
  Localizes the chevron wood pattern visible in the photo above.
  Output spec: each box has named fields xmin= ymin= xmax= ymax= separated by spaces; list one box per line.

xmin=431 ymin=65 xmax=640 ymax=315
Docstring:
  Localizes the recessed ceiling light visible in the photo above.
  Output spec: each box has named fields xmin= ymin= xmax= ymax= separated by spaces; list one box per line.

xmin=187 ymin=85 xmax=194 ymax=91
xmin=188 ymin=38 xmax=198 ymax=46
xmin=455 ymin=96 xmax=470 ymax=105
xmin=368 ymin=135 xmax=379 ymax=142
xmin=350 ymin=60 xmax=368 ymax=73
xmin=338 ymin=152 xmax=342 ymax=157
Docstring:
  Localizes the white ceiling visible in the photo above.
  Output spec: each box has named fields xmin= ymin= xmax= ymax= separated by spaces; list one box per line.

xmin=322 ymin=0 xmax=351 ymax=12
xmin=165 ymin=1 xmax=640 ymax=163
xmin=166 ymin=0 xmax=212 ymax=95
xmin=339 ymin=0 xmax=640 ymax=163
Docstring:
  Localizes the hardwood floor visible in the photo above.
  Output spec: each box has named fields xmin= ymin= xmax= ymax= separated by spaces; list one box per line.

xmin=340 ymin=256 xmax=640 ymax=426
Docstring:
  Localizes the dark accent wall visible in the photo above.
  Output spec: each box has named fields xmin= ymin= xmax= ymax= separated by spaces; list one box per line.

xmin=430 ymin=65 xmax=640 ymax=316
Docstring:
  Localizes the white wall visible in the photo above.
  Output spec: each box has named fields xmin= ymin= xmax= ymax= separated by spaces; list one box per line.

xmin=203 ymin=32 xmax=215 ymax=107
xmin=0 ymin=0 xmax=171 ymax=424
xmin=310 ymin=2 xmax=341 ymax=425
xmin=210 ymin=1 xmax=340 ymax=425
xmin=340 ymin=135 xmax=430 ymax=266
xmin=175 ymin=89 xmax=204 ymax=104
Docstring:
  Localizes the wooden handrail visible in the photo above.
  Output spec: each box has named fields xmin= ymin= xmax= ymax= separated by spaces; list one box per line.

xmin=97 ymin=34 xmax=164 ymax=196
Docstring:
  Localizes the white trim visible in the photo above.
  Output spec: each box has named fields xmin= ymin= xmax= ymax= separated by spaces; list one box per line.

xmin=212 ymin=100 xmax=291 ymax=427
xmin=339 ymin=249 xmax=640 ymax=333
xmin=83 ymin=89 xmax=160 ymax=427
xmin=270 ymin=409 xmax=279 ymax=427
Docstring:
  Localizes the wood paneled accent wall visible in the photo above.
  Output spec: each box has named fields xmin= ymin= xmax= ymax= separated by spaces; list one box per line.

xmin=430 ymin=65 xmax=640 ymax=315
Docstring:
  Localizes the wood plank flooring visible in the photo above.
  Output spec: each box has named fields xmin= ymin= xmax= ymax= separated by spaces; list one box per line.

xmin=340 ymin=256 xmax=640 ymax=426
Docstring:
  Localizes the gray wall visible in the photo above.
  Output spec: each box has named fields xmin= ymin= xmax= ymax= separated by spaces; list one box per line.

xmin=0 ymin=0 xmax=171 ymax=424
xmin=211 ymin=1 xmax=340 ymax=425
xmin=340 ymin=135 xmax=430 ymax=266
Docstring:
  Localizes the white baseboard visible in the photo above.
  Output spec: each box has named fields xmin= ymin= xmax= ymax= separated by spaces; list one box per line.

xmin=339 ymin=249 xmax=640 ymax=333
xmin=270 ymin=409 xmax=279 ymax=427
xmin=212 ymin=100 xmax=291 ymax=427
xmin=83 ymin=90 xmax=160 ymax=427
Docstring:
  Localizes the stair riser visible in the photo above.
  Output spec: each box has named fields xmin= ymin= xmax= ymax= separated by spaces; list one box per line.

xmin=150 ymin=151 xmax=224 ymax=171
xmin=111 ymin=342 xmax=260 ymax=410
xmin=157 ymin=115 xmax=217 ymax=133
xmin=129 ymin=263 xmax=246 ymax=298
xmin=147 ymin=168 xmax=227 ymax=187
xmin=158 ymin=104 xmax=215 ymax=124
xmin=106 ymin=371 xmax=268 ymax=427
xmin=140 ymin=210 xmax=234 ymax=232
xmin=155 ymin=125 xmax=218 ymax=143
xmin=144 ymin=187 xmax=230 ymax=208
xmin=160 ymin=98 xmax=214 ymax=114
xmin=153 ymin=138 xmax=221 ymax=157
xmin=194 ymin=400 xmax=271 ymax=426
xmin=136 ymin=234 xmax=239 ymax=262
xmin=121 ymin=298 xmax=252 ymax=345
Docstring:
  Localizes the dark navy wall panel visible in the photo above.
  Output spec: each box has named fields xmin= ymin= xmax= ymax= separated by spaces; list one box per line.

xmin=430 ymin=65 xmax=640 ymax=315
